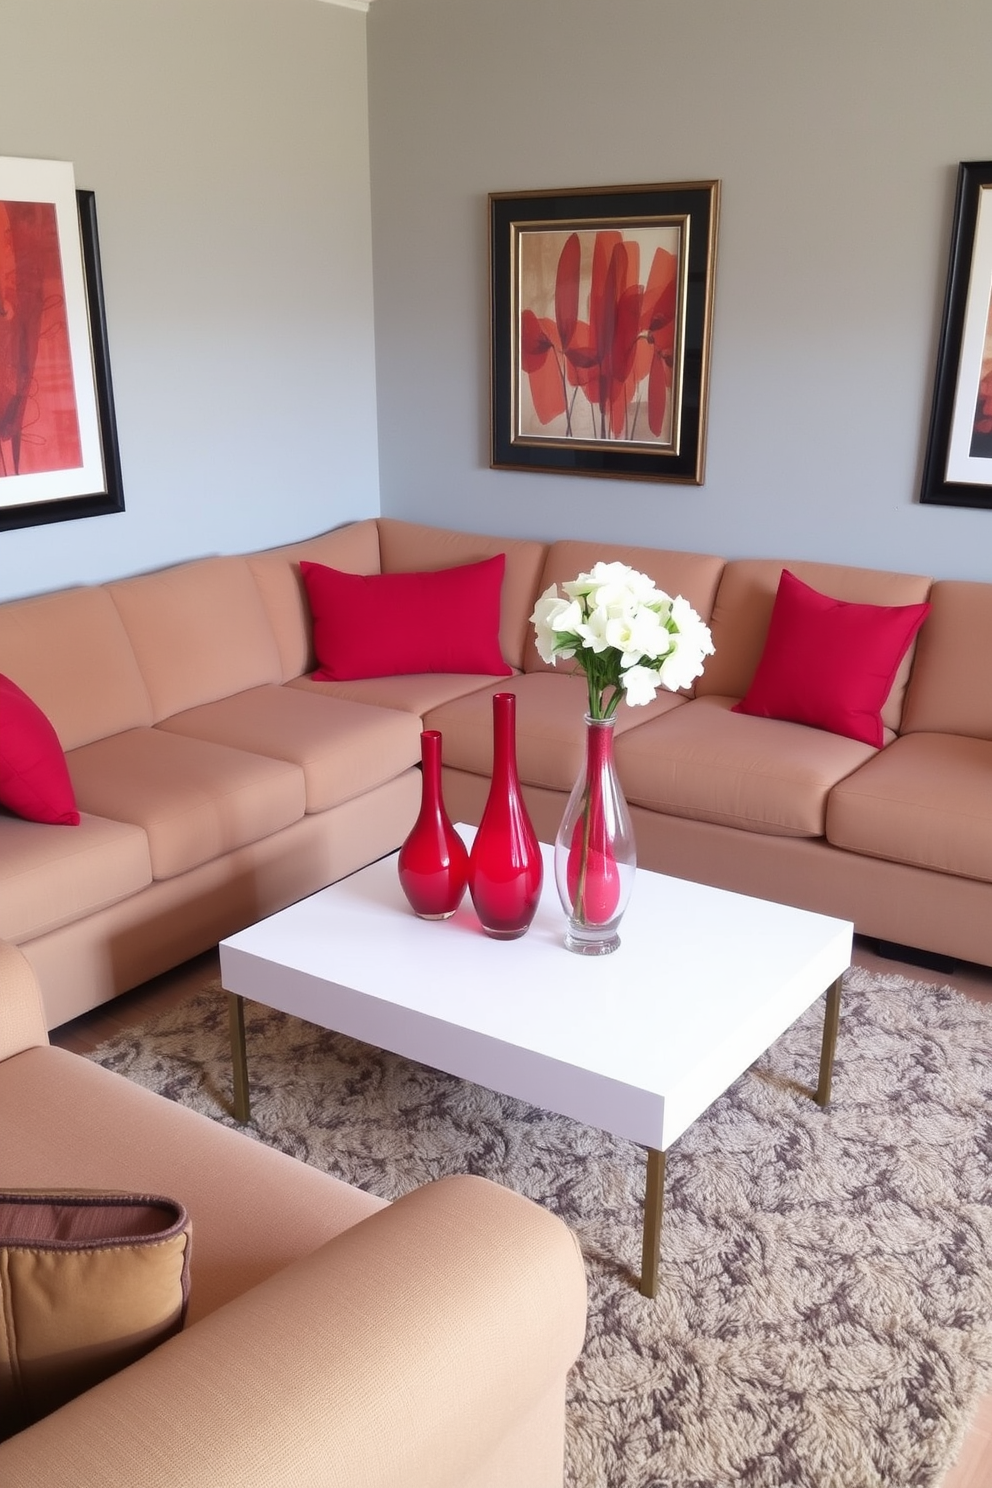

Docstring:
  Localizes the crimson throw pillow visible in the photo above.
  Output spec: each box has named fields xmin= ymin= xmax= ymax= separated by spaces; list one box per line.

xmin=300 ymin=555 xmax=513 ymax=681
xmin=0 ymin=673 xmax=80 ymax=825
xmin=732 ymin=569 xmax=930 ymax=747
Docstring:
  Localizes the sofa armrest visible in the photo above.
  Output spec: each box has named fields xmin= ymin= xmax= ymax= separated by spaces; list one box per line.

xmin=0 ymin=939 xmax=49 ymax=1062
xmin=0 ymin=1173 xmax=587 ymax=1488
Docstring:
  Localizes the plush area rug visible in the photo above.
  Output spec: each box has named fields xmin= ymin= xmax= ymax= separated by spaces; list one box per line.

xmin=86 ymin=966 xmax=992 ymax=1488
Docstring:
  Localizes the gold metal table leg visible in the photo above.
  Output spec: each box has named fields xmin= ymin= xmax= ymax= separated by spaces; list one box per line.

xmin=815 ymin=975 xmax=843 ymax=1108
xmin=640 ymin=1147 xmax=666 ymax=1298
xmin=227 ymin=991 xmax=251 ymax=1124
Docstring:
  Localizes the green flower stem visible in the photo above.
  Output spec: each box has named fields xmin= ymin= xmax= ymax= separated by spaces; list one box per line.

xmin=574 ymin=780 xmax=593 ymax=924
xmin=582 ymin=657 xmax=625 ymax=720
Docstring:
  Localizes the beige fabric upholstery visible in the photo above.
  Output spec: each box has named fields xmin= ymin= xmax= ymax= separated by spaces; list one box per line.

xmin=698 ymin=559 xmax=933 ymax=732
xmin=0 ymin=950 xmax=585 ymax=1485
xmin=615 ymin=695 xmax=878 ymax=838
xmin=156 ymin=685 xmax=422 ymax=813
xmin=287 ymin=669 xmax=503 ymax=715
xmin=0 ymin=941 xmax=48 ymax=1061
xmin=0 ymin=1044 xmax=384 ymax=1323
xmin=0 ymin=587 xmax=152 ymax=749
xmin=22 ymin=772 xmax=421 ymax=1029
xmin=5 ymin=515 xmax=988 ymax=1016
xmin=247 ymin=519 xmax=383 ymax=682
xmin=426 ymin=672 xmax=685 ymax=794
xmin=67 ymin=729 xmax=305 ymax=880
xmin=0 ymin=814 xmax=151 ymax=942
xmin=900 ymin=580 xmax=992 ymax=738
xmin=626 ymin=802 xmax=992 ymax=967
xmin=525 ymin=539 xmax=726 ymax=678
xmin=107 ymin=558 xmax=283 ymax=722
xmin=0 ymin=1174 xmax=584 ymax=1488
xmin=375 ymin=518 xmax=549 ymax=671
xmin=826 ymin=732 xmax=992 ymax=880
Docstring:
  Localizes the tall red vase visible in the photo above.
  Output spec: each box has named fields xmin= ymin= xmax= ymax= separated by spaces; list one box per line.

xmin=398 ymin=730 xmax=469 ymax=919
xmin=468 ymin=691 xmax=543 ymax=939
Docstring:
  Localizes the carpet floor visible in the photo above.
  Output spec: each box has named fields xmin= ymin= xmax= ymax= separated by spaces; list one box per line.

xmin=87 ymin=965 xmax=992 ymax=1488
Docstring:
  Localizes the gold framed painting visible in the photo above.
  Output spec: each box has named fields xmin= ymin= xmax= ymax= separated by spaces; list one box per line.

xmin=490 ymin=180 xmax=720 ymax=485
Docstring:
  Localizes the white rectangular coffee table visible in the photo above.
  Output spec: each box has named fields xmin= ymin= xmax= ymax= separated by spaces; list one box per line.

xmin=220 ymin=829 xmax=852 ymax=1298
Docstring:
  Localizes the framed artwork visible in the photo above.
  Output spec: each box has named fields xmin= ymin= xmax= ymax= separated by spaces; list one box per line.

xmin=921 ymin=161 xmax=992 ymax=509
xmin=490 ymin=180 xmax=720 ymax=485
xmin=0 ymin=156 xmax=124 ymax=531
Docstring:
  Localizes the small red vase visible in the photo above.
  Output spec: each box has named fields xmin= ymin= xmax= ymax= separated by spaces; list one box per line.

xmin=398 ymin=731 xmax=469 ymax=919
xmin=468 ymin=691 xmax=543 ymax=939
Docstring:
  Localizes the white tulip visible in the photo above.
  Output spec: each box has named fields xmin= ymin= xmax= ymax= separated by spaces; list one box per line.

xmin=620 ymin=664 xmax=661 ymax=706
xmin=530 ymin=587 xmax=582 ymax=663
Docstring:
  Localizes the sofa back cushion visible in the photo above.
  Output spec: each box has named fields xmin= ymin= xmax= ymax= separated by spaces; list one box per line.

xmin=524 ymin=540 xmax=725 ymax=679
xmin=900 ymin=580 xmax=992 ymax=738
xmin=698 ymin=559 xmax=933 ymax=733
xmin=107 ymin=558 xmax=283 ymax=722
xmin=0 ymin=588 xmax=152 ymax=749
xmin=247 ymin=520 xmax=383 ymax=682
xmin=375 ymin=519 xmax=548 ymax=673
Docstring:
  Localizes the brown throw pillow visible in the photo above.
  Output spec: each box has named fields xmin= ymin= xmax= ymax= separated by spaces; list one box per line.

xmin=0 ymin=1189 xmax=191 ymax=1438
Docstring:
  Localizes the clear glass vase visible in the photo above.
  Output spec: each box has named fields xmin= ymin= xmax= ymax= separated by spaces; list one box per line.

xmin=468 ymin=691 xmax=543 ymax=939
xmin=554 ymin=714 xmax=636 ymax=955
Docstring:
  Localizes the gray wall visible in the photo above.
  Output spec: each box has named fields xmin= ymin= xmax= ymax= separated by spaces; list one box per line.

xmin=367 ymin=0 xmax=992 ymax=581
xmin=1 ymin=0 xmax=379 ymax=602
xmin=7 ymin=0 xmax=992 ymax=606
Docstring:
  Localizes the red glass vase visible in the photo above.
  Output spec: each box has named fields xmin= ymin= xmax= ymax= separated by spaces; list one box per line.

xmin=468 ymin=691 xmax=543 ymax=939
xmin=398 ymin=730 xmax=469 ymax=919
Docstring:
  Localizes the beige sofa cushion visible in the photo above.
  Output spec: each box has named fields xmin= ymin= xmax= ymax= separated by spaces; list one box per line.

xmin=0 ymin=814 xmax=151 ymax=942
xmin=615 ymin=695 xmax=877 ymax=838
xmin=524 ymin=539 xmax=725 ymax=678
xmin=425 ymin=672 xmax=685 ymax=795
xmin=67 ymin=730 xmax=305 ymax=880
xmin=375 ymin=519 xmax=548 ymax=672
xmin=698 ymin=560 xmax=933 ymax=734
xmin=826 ymin=732 xmax=992 ymax=880
xmin=107 ymin=558 xmax=282 ymax=723
xmin=246 ymin=519 xmax=383 ymax=683
xmin=287 ymin=670 xmax=504 ymax=716
xmin=0 ymin=588 xmax=152 ymax=750
xmin=900 ymin=580 xmax=992 ymax=738
xmin=157 ymin=685 xmax=422 ymax=813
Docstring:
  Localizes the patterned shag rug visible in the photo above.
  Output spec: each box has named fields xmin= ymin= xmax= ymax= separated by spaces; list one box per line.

xmin=87 ymin=965 xmax=992 ymax=1488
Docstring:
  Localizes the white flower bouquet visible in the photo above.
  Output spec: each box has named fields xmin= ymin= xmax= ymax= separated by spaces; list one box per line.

xmin=530 ymin=560 xmax=714 ymax=718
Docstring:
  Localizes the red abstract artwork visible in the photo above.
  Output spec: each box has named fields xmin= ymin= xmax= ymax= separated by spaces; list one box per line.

xmin=0 ymin=199 xmax=83 ymax=478
xmin=518 ymin=225 xmax=682 ymax=446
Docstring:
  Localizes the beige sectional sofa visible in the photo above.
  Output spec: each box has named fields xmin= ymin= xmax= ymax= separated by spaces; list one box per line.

xmin=0 ymin=939 xmax=587 ymax=1484
xmin=3 ymin=516 xmax=991 ymax=1030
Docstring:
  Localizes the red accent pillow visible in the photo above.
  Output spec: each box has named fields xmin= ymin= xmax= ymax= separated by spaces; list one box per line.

xmin=732 ymin=569 xmax=931 ymax=747
xmin=300 ymin=555 xmax=513 ymax=681
xmin=0 ymin=673 xmax=80 ymax=825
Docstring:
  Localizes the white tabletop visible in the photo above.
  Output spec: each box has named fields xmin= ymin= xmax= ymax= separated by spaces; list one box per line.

xmin=220 ymin=828 xmax=852 ymax=1151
